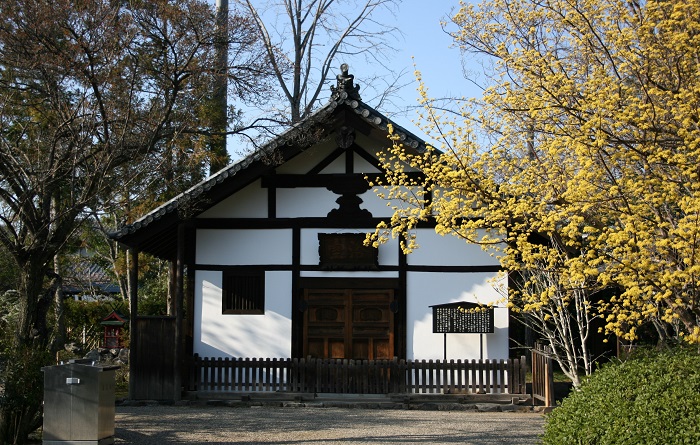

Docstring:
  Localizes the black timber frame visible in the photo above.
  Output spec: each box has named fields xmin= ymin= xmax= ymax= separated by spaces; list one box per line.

xmin=112 ymin=71 xmax=493 ymax=400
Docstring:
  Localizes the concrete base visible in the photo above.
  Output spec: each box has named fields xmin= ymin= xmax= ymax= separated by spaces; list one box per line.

xmin=43 ymin=437 xmax=114 ymax=445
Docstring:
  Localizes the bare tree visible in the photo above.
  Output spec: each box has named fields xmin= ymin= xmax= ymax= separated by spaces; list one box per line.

xmin=0 ymin=0 xmax=272 ymax=441
xmin=235 ymin=0 xmax=402 ymax=145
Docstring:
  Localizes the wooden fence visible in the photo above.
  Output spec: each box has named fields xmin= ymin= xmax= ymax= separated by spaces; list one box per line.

xmin=188 ymin=355 xmax=527 ymax=395
xmin=133 ymin=316 xmax=177 ymax=400
xmin=531 ymin=345 xmax=554 ymax=407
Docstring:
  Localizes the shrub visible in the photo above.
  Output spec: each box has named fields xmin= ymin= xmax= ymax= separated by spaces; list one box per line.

xmin=542 ymin=348 xmax=700 ymax=445
xmin=0 ymin=344 xmax=52 ymax=443
xmin=64 ymin=299 xmax=117 ymax=349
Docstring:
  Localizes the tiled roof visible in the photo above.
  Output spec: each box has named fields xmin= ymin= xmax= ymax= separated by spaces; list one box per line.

xmin=111 ymin=67 xmax=426 ymax=243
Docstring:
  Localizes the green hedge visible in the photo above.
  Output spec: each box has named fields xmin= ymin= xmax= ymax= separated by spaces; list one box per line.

xmin=542 ymin=349 xmax=700 ymax=445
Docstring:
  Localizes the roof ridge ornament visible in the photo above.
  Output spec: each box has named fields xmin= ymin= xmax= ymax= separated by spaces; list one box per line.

xmin=330 ymin=63 xmax=361 ymax=101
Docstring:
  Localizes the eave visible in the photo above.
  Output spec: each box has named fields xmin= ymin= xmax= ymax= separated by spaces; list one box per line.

xmin=110 ymin=87 xmax=428 ymax=260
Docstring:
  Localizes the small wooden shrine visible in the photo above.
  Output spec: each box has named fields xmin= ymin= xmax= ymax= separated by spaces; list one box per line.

xmin=100 ymin=311 xmax=128 ymax=348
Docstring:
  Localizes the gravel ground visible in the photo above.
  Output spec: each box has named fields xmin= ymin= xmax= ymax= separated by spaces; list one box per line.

xmin=114 ymin=406 xmax=545 ymax=444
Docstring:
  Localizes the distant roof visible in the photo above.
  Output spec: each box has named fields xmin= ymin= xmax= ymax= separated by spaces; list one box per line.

xmin=111 ymin=66 xmax=428 ymax=259
xmin=63 ymin=253 xmax=120 ymax=296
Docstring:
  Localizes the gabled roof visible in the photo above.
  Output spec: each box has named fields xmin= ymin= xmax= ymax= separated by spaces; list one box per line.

xmin=100 ymin=310 xmax=128 ymax=326
xmin=111 ymin=67 xmax=428 ymax=260
xmin=62 ymin=250 xmax=120 ymax=296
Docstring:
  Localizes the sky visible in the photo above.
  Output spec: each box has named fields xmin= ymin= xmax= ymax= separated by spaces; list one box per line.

xmin=336 ymin=1 xmax=486 ymax=140
xmin=363 ymin=2 xmax=475 ymax=114
xmin=325 ymin=0 xmax=482 ymax=141
xmin=223 ymin=0 xmax=485 ymax=154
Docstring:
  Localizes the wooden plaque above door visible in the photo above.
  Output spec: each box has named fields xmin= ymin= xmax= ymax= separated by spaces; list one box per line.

xmin=318 ymin=233 xmax=378 ymax=270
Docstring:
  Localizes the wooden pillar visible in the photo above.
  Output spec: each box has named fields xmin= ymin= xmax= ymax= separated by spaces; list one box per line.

xmin=185 ymin=249 xmax=195 ymax=357
xmin=291 ymin=227 xmax=301 ymax=357
xmin=168 ymin=262 xmax=177 ymax=316
xmin=398 ymin=233 xmax=408 ymax=360
xmin=128 ymin=247 xmax=139 ymax=400
xmin=173 ymin=223 xmax=185 ymax=400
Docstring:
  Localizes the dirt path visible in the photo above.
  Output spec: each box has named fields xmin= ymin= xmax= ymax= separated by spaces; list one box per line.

xmin=115 ymin=405 xmax=545 ymax=444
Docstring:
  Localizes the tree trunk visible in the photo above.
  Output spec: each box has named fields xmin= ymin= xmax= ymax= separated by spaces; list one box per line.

xmin=52 ymin=255 xmax=66 ymax=359
xmin=14 ymin=261 xmax=48 ymax=347
xmin=0 ymin=260 xmax=54 ymax=444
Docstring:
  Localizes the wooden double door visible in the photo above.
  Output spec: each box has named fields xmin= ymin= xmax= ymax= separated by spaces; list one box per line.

xmin=303 ymin=289 xmax=394 ymax=360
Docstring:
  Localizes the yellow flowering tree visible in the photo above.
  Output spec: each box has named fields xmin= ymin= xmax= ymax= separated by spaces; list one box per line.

xmin=371 ymin=0 xmax=700 ymax=347
xmin=509 ymin=246 xmax=600 ymax=388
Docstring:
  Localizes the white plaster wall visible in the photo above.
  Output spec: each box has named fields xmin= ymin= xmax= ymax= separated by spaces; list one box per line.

xmin=310 ymin=151 xmax=382 ymax=175
xmin=197 ymin=180 xmax=267 ymax=218
xmin=352 ymin=153 xmax=381 ymax=174
xmin=275 ymin=139 xmax=336 ymax=173
xmin=272 ymin=137 xmax=392 ymax=218
xmin=196 ymin=229 xmax=293 ymax=265
xmin=300 ymin=228 xmax=399 ymax=266
xmin=272 ymin=182 xmax=390 ymax=219
xmin=193 ymin=136 xmax=413 ymax=221
xmin=193 ymin=270 xmax=292 ymax=358
xmin=406 ymin=271 xmax=508 ymax=360
xmin=407 ymin=229 xmax=501 ymax=267
xmin=359 ymin=186 xmax=398 ymax=218
xmin=317 ymin=154 xmax=345 ymax=174
xmin=276 ymin=188 xmax=339 ymax=218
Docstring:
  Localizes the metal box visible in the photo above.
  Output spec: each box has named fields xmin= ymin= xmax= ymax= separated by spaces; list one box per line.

xmin=42 ymin=359 xmax=120 ymax=445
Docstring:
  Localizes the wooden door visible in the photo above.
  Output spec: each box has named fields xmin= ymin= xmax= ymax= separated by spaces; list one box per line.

xmin=303 ymin=289 xmax=394 ymax=360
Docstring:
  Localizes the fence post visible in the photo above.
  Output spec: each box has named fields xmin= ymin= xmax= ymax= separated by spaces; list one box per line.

xmin=190 ymin=354 xmax=199 ymax=391
xmin=531 ymin=349 xmax=554 ymax=407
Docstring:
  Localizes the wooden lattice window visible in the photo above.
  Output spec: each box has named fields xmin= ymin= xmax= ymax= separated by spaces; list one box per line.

xmin=222 ymin=271 xmax=265 ymax=314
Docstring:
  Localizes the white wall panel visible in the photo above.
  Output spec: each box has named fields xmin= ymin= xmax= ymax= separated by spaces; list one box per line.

xmin=406 ymin=229 xmax=501 ymax=267
xmin=197 ymin=180 xmax=267 ymax=218
xmin=406 ymin=271 xmax=508 ymax=360
xmin=276 ymin=188 xmax=339 ymax=218
xmin=318 ymin=155 xmax=345 ymax=174
xmin=196 ymin=229 xmax=293 ymax=265
xmin=352 ymin=153 xmax=381 ymax=174
xmin=275 ymin=139 xmax=336 ymax=173
xmin=193 ymin=270 xmax=292 ymax=358
xmin=358 ymin=187 xmax=398 ymax=218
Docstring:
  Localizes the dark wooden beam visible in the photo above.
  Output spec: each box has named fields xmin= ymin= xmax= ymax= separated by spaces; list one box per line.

xmin=261 ymin=172 xmax=426 ymax=189
xmin=128 ymin=247 xmax=139 ymax=400
xmin=398 ymin=234 xmax=407 ymax=360
xmin=261 ymin=173 xmax=371 ymax=189
xmin=353 ymin=145 xmax=386 ymax=172
xmin=306 ymin=147 xmax=345 ymax=175
xmin=174 ymin=223 xmax=185 ymax=401
xmin=345 ymin=146 xmax=354 ymax=174
xmin=292 ymin=227 xmax=301 ymax=358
